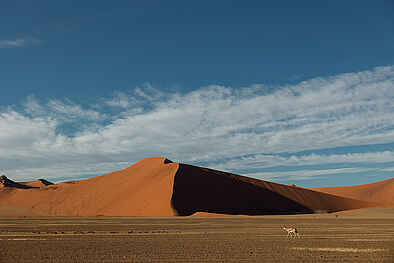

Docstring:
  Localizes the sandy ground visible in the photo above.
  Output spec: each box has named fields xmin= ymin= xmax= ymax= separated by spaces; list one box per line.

xmin=0 ymin=208 xmax=393 ymax=262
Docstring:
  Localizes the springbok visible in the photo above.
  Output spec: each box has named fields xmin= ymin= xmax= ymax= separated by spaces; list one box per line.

xmin=282 ymin=226 xmax=300 ymax=238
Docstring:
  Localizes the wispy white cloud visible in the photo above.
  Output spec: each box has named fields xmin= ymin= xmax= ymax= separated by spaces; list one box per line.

xmin=0 ymin=37 xmax=41 ymax=48
xmin=23 ymin=96 xmax=106 ymax=122
xmin=24 ymin=95 xmax=46 ymax=116
xmin=0 ymin=39 xmax=26 ymax=48
xmin=104 ymin=83 xmax=167 ymax=109
xmin=0 ymin=66 xmax=393 ymax=184
xmin=0 ymin=110 xmax=58 ymax=158
xmin=105 ymin=91 xmax=133 ymax=108
xmin=134 ymin=82 xmax=165 ymax=101
xmin=4 ymin=161 xmax=131 ymax=182
xmin=208 ymin=151 xmax=394 ymax=172
xmin=244 ymin=167 xmax=377 ymax=181
xmin=47 ymin=99 xmax=105 ymax=121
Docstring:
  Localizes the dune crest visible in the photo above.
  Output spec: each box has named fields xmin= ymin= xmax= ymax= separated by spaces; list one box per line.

xmin=0 ymin=158 xmax=385 ymax=217
xmin=19 ymin=179 xmax=54 ymax=188
xmin=313 ymin=178 xmax=394 ymax=205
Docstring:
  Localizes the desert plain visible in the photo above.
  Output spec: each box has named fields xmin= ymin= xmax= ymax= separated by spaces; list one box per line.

xmin=0 ymin=157 xmax=393 ymax=262
xmin=1 ymin=210 xmax=394 ymax=263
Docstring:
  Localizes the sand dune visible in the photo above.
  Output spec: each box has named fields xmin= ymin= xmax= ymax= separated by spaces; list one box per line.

xmin=19 ymin=179 xmax=54 ymax=188
xmin=0 ymin=158 xmax=384 ymax=217
xmin=313 ymin=178 xmax=394 ymax=205
xmin=171 ymin=164 xmax=379 ymax=216
xmin=0 ymin=175 xmax=30 ymax=189
xmin=0 ymin=157 xmax=178 ymax=216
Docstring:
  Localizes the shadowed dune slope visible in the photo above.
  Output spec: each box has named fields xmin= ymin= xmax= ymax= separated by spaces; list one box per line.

xmin=171 ymin=164 xmax=379 ymax=216
xmin=0 ymin=158 xmax=383 ymax=217
xmin=0 ymin=175 xmax=30 ymax=189
xmin=313 ymin=178 xmax=394 ymax=205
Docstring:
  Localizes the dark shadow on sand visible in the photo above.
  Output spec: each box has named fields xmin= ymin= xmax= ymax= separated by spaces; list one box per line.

xmin=0 ymin=176 xmax=53 ymax=189
xmin=171 ymin=164 xmax=314 ymax=216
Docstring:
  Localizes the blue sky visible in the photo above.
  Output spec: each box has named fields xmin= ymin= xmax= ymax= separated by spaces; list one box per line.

xmin=0 ymin=1 xmax=393 ymax=187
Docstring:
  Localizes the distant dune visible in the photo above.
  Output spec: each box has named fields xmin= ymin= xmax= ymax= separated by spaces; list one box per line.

xmin=313 ymin=178 xmax=394 ymax=205
xmin=19 ymin=179 xmax=54 ymax=188
xmin=0 ymin=157 xmax=385 ymax=217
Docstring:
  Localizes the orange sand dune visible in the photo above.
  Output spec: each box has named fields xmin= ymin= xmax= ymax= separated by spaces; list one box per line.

xmin=313 ymin=178 xmax=394 ymax=205
xmin=18 ymin=179 xmax=54 ymax=188
xmin=0 ymin=158 xmax=383 ymax=217
xmin=0 ymin=158 xmax=178 ymax=216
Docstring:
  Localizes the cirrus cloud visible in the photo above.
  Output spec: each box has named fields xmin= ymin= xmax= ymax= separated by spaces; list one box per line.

xmin=0 ymin=66 xmax=393 ymax=186
xmin=0 ymin=37 xmax=41 ymax=48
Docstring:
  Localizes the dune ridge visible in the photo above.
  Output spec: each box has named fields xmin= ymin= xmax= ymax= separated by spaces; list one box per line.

xmin=0 ymin=158 xmax=385 ymax=217
xmin=19 ymin=179 xmax=54 ymax=188
xmin=313 ymin=178 xmax=394 ymax=205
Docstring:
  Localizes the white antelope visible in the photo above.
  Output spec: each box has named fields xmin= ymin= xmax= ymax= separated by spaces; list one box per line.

xmin=282 ymin=226 xmax=300 ymax=238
